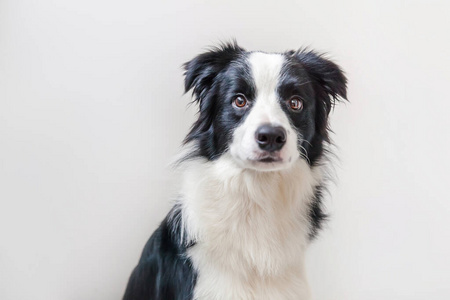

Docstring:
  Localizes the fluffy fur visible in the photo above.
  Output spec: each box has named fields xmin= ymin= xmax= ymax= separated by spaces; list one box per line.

xmin=123 ymin=42 xmax=347 ymax=300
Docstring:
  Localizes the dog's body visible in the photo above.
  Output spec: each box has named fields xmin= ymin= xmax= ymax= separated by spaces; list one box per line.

xmin=123 ymin=43 xmax=347 ymax=300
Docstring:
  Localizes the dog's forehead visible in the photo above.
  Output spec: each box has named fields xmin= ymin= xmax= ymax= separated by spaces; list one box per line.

xmin=248 ymin=52 xmax=284 ymax=96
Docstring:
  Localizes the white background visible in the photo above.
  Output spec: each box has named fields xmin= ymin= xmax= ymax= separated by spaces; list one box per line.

xmin=1 ymin=0 xmax=450 ymax=299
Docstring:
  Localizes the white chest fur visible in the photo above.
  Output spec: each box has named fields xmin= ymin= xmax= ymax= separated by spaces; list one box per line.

xmin=179 ymin=155 xmax=322 ymax=300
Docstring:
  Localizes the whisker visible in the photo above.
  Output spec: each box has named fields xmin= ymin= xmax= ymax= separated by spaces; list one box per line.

xmin=301 ymin=139 xmax=312 ymax=147
xmin=298 ymin=143 xmax=311 ymax=164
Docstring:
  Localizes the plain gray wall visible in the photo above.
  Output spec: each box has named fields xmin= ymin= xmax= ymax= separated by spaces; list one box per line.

xmin=1 ymin=0 xmax=450 ymax=299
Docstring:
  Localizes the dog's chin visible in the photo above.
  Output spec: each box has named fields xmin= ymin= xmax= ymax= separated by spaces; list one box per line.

xmin=248 ymin=160 xmax=290 ymax=172
xmin=235 ymin=153 xmax=297 ymax=172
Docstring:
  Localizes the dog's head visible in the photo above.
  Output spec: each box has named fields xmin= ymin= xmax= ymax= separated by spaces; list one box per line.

xmin=183 ymin=42 xmax=347 ymax=171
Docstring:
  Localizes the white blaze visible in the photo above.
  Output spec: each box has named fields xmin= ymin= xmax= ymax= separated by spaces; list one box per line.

xmin=229 ymin=52 xmax=300 ymax=171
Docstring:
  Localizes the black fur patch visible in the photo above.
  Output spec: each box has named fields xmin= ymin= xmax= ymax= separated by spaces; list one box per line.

xmin=282 ymin=49 xmax=347 ymax=166
xmin=308 ymin=184 xmax=329 ymax=239
xmin=183 ymin=42 xmax=256 ymax=160
xmin=123 ymin=206 xmax=196 ymax=300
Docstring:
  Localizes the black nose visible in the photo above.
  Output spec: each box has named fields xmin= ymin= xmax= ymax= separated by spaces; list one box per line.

xmin=255 ymin=124 xmax=286 ymax=152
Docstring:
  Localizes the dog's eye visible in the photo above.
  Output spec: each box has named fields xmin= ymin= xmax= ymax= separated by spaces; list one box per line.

xmin=289 ymin=97 xmax=303 ymax=111
xmin=233 ymin=94 xmax=248 ymax=108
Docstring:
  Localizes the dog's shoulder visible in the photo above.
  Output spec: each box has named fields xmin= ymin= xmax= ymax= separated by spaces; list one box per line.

xmin=123 ymin=205 xmax=197 ymax=300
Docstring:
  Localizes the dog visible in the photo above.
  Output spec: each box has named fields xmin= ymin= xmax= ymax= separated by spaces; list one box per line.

xmin=123 ymin=42 xmax=347 ymax=300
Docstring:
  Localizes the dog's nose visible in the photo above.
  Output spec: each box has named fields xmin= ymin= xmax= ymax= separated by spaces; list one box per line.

xmin=255 ymin=124 xmax=286 ymax=152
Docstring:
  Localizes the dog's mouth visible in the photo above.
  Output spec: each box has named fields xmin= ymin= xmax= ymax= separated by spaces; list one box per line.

xmin=258 ymin=157 xmax=281 ymax=163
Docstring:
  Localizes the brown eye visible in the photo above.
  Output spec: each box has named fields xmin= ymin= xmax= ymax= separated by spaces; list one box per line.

xmin=233 ymin=94 xmax=247 ymax=108
xmin=289 ymin=97 xmax=303 ymax=111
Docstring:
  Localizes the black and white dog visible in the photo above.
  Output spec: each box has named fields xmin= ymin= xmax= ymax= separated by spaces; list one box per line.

xmin=123 ymin=42 xmax=347 ymax=300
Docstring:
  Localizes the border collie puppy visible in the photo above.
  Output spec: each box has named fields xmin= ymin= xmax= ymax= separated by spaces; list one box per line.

xmin=123 ymin=42 xmax=347 ymax=300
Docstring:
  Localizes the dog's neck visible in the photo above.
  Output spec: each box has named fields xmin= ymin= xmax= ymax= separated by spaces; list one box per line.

xmin=179 ymin=153 xmax=322 ymax=267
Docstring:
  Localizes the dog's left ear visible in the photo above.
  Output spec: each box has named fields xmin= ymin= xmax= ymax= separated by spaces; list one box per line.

xmin=292 ymin=50 xmax=347 ymax=139
xmin=293 ymin=50 xmax=347 ymax=114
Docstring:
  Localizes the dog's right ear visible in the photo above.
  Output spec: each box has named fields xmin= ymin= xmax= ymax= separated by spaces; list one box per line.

xmin=182 ymin=42 xmax=244 ymax=153
xmin=183 ymin=42 xmax=245 ymax=104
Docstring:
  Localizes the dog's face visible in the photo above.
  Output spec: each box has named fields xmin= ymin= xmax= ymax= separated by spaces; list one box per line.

xmin=183 ymin=43 xmax=346 ymax=171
